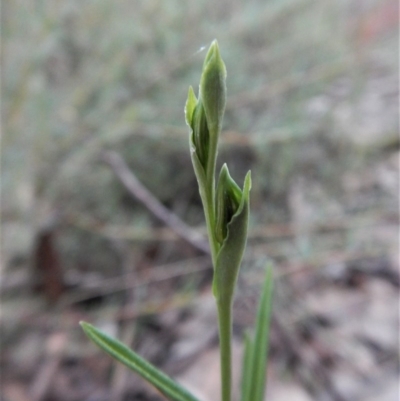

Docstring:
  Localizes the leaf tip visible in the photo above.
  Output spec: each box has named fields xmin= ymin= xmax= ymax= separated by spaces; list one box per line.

xmin=80 ymin=321 xmax=93 ymax=335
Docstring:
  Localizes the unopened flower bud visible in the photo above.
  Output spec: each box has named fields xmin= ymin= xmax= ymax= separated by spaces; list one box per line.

xmin=200 ymin=40 xmax=227 ymax=132
xmin=215 ymin=164 xmax=242 ymax=244
xmin=185 ymin=40 xmax=226 ymax=172
xmin=213 ymin=166 xmax=251 ymax=301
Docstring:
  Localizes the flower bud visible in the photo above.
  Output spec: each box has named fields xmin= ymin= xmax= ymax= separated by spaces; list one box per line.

xmin=200 ymin=40 xmax=227 ymax=132
xmin=185 ymin=40 xmax=226 ymax=172
xmin=192 ymin=99 xmax=210 ymax=168
xmin=213 ymin=166 xmax=251 ymax=301
xmin=215 ymin=164 xmax=242 ymax=244
xmin=185 ymin=87 xmax=211 ymax=170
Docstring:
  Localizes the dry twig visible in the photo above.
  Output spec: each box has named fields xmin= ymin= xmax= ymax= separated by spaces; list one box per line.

xmin=101 ymin=151 xmax=210 ymax=254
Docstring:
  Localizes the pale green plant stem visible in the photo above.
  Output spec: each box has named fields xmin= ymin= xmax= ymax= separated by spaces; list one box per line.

xmin=206 ymin=186 xmax=218 ymax=263
xmin=217 ymin=298 xmax=232 ymax=401
xmin=206 ymin=125 xmax=234 ymax=401
xmin=206 ymin=125 xmax=219 ymax=201
xmin=198 ymin=183 xmax=218 ymax=266
xmin=200 ymin=170 xmax=233 ymax=401
xmin=201 ymin=125 xmax=220 ymax=266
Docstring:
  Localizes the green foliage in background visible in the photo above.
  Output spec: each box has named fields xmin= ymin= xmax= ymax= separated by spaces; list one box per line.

xmin=82 ymin=41 xmax=274 ymax=401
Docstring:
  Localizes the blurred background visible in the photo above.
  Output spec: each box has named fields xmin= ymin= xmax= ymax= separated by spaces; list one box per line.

xmin=1 ymin=0 xmax=399 ymax=400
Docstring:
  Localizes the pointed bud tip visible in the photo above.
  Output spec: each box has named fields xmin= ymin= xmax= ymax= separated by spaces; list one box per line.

xmin=209 ymin=40 xmax=220 ymax=56
xmin=185 ymin=86 xmax=198 ymax=126
xmin=199 ymin=44 xmax=227 ymax=130
xmin=203 ymin=40 xmax=225 ymax=70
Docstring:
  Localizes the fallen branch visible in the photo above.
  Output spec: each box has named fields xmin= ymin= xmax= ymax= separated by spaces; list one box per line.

xmin=101 ymin=151 xmax=210 ymax=254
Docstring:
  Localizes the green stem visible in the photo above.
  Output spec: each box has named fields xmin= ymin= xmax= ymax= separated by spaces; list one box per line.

xmin=198 ymin=181 xmax=218 ymax=267
xmin=204 ymin=125 xmax=220 ymax=264
xmin=206 ymin=125 xmax=218 ymax=192
xmin=217 ymin=297 xmax=232 ymax=401
xmin=198 ymin=125 xmax=220 ymax=267
xmin=205 ymin=186 xmax=219 ymax=264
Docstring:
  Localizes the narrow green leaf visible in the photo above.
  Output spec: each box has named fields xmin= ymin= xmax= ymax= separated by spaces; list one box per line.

xmin=247 ymin=266 xmax=274 ymax=401
xmin=240 ymin=331 xmax=254 ymax=401
xmin=80 ymin=322 xmax=200 ymax=401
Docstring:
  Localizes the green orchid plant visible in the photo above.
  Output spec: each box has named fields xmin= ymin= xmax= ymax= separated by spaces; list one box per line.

xmin=81 ymin=40 xmax=273 ymax=401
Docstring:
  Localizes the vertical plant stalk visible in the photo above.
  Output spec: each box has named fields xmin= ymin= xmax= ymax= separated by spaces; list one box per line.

xmin=217 ymin=298 xmax=233 ymax=401
xmin=214 ymin=169 xmax=251 ymax=401
xmin=186 ymin=41 xmax=252 ymax=401
xmin=202 ymin=180 xmax=219 ymax=266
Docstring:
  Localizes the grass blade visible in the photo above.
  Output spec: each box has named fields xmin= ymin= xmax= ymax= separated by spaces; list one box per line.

xmin=80 ymin=322 xmax=200 ymax=401
xmin=240 ymin=331 xmax=254 ymax=401
xmin=241 ymin=265 xmax=274 ymax=401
